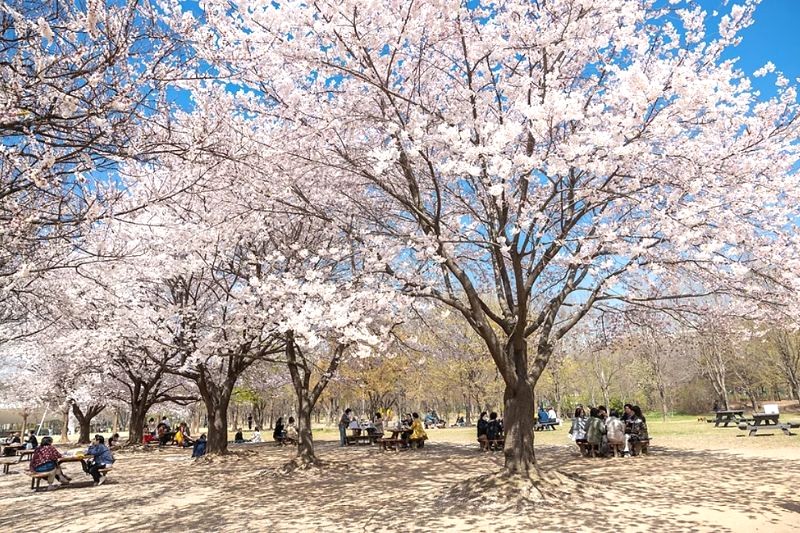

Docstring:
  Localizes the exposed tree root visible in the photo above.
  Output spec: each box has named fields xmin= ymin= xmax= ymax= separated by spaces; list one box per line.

xmin=263 ymin=456 xmax=352 ymax=478
xmin=192 ymin=449 xmax=258 ymax=465
xmin=437 ymin=469 xmax=594 ymax=511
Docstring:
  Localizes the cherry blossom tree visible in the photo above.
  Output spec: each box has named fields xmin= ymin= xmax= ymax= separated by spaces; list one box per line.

xmin=0 ymin=0 xmax=187 ymax=340
xmin=181 ymin=0 xmax=800 ymax=487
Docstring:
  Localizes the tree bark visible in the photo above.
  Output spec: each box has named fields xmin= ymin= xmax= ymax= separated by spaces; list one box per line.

xmin=72 ymin=402 xmax=105 ymax=444
xmin=127 ymin=386 xmax=152 ymax=445
xmin=197 ymin=378 xmax=234 ymax=455
xmin=60 ymin=405 xmax=70 ymax=443
xmin=502 ymin=377 xmax=537 ymax=476
xmin=296 ymin=395 xmax=317 ymax=465
xmin=128 ymin=409 xmax=147 ymax=445
xmin=112 ymin=408 xmax=120 ymax=435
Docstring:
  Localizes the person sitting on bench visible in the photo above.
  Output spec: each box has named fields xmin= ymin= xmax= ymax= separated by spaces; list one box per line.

xmin=538 ymin=407 xmax=550 ymax=425
xmin=272 ymin=418 xmax=285 ymax=443
xmin=628 ymin=406 xmax=649 ymax=456
xmin=486 ymin=412 xmax=503 ymax=450
xmin=569 ymin=407 xmax=588 ymax=453
xmin=30 ymin=436 xmax=70 ymax=489
xmin=24 ymin=430 xmax=39 ymax=449
xmin=477 ymin=412 xmax=489 ymax=451
xmin=284 ymin=417 xmax=299 ymax=443
xmin=409 ymin=412 xmax=428 ymax=448
xmin=83 ymin=434 xmax=115 ymax=486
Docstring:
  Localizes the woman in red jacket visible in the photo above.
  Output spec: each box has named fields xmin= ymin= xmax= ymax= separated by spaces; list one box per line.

xmin=29 ymin=436 xmax=70 ymax=490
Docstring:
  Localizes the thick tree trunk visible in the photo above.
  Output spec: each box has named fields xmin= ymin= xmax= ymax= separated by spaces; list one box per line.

xmin=127 ymin=393 xmax=151 ymax=445
xmin=198 ymin=384 xmax=233 ymax=455
xmin=72 ymin=403 xmax=105 ymax=444
xmin=128 ymin=411 xmax=147 ymax=445
xmin=502 ymin=378 xmax=537 ymax=476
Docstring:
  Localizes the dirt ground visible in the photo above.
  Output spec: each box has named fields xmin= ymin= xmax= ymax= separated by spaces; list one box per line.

xmin=1 ymin=424 xmax=799 ymax=532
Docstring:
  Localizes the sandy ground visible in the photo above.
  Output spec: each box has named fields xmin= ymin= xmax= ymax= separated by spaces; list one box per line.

xmin=1 ymin=425 xmax=798 ymax=532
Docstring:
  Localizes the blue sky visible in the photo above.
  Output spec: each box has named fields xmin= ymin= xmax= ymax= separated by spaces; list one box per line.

xmin=703 ymin=0 xmax=800 ymax=85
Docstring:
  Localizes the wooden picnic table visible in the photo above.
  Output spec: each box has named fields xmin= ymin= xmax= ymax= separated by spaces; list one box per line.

xmin=378 ymin=428 xmax=411 ymax=451
xmin=713 ymin=410 xmax=744 ymax=427
xmin=740 ymin=413 xmax=797 ymax=436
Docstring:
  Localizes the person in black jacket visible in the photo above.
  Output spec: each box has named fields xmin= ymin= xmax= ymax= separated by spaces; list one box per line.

xmin=477 ymin=412 xmax=489 ymax=451
xmin=486 ymin=412 xmax=504 ymax=451
xmin=272 ymin=417 xmax=285 ymax=443
xmin=25 ymin=430 xmax=38 ymax=449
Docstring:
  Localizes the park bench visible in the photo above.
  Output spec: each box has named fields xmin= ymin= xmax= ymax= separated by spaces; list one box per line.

xmin=630 ymin=438 xmax=650 ymax=456
xmin=1 ymin=457 xmax=17 ymax=474
xmin=378 ymin=438 xmax=403 ymax=451
xmin=487 ymin=438 xmax=504 ymax=451
xmin=738 ymin=422 xmax=797 ymax=437
xmin=408 ymin=437 xmax=426 ymax=449
xmin=534 ymin=421 xmax=558 ymax=431
xmin=27 ymin=467 xmax=113 ymax=491
xmin=577 ymin=438 xmax=651 ymax=457
xmin=17 ymin=449 xmax=34 ymax=461
xmin=345 ymin=434 xmax=373 ymax=446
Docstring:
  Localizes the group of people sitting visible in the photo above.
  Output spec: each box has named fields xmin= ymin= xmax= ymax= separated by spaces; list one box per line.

xmin=537 ymin=406 xmax=560 ymax=427
xmin=2 ymin=430 xmax=38 ymax=455
xmin=476 ymin=411 xmax=504 ymax=451
xmin=143 ymin=417 xmax=194 ymax=448
xmin=28 ymin=434 xmax=115 ymax=490
xmin=337 ymin=409 xmax=428 ymax=448
xmin=270 ymin=417 xmax=299 ymax=444
xmin=568 ymin=404 xmax=649 ymax=457
xmin=230 ymin=417 xmax=300 ymax=445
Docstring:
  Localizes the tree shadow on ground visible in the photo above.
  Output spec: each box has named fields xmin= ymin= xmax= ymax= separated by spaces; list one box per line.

xmin=1 ymin=441 xmax=798 ymax=532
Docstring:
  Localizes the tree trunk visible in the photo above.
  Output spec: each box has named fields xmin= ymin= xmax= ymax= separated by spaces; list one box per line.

xmin=659 ymin=385 xmax=668 ymax=423
xmin=502 ymin=378 xmax=537 ymax=476
xmin=72 ymin=403 xmax=105 ymax=444
xmin=198 ymin=383 xmax=233 ymax=455
xmin=296 ymin=396 xmax=318 ymax=465
xmin=191 ymin=403 xmax=202 ymax=436
xmin=128 ymin=410 xmax=147 ymax=445
xmin=112 ymin=408 xmax=120 ymax=434
xmin=20 ymin=410 xmax=30 ymax=435
xmin=127 ymin=393 xmax=150 ymax=445
xmin=60 ymin=406 xmax=70 ymax=443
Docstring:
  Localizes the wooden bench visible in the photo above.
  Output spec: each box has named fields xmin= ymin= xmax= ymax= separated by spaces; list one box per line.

xmin=739 ymin=423 xmax=796 ymax=436
xmin=487 ymin=438 xmax=504 ymax=451
xmin=534 ymin=421 xmax=558 ymax=431
xmin=345 ymin=434 xmax=374 ymax=446
xmin=408 ymin=437 xmax=426 ymax=449
xmin=28 ymin=467 xmax=114 ymax=491
xmin=1 ymin=458 xmax=16 ymax=474
xmin=630 ymin=438 xmax=650 ymax=455
xmin=378 ymin=438 xmax=403 ymax=452
xmin=17 ymin=449 xmax=34 ymax=462
xmin=577 ymin=438 xmax=651 ymax=456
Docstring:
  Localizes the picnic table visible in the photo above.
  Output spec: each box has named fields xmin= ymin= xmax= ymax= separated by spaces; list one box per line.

xmin=346 ymin=428 xmax=379 ymax=446
xmin=27 ymin=454 xmax=99 ymax=490
xmin=739 ymin=413 xmax=798 ymax=437
xmin=712 ymin=410 xmax=744 ymax=427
